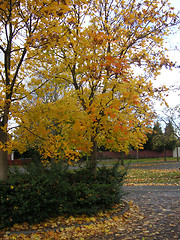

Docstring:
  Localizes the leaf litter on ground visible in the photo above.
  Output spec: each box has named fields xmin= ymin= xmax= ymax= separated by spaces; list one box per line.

xmin=124 ymin=169 xmax=180 ymax=185
xmin=2 ymin=202 xmax=142 ymax=240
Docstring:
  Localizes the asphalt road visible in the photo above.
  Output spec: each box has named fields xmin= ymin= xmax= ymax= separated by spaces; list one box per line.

xmin=123 ymin=185 xmax=180 ymax=213
xmin=120 ymin=184 xmax=180 ymax=239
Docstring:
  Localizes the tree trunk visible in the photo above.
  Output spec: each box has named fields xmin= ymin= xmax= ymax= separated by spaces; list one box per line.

xmin=90 ymin=138 xmax=97 ymax=177
xmin=0 ymin=150 xmax=8 ymax=181
xmin=176 ymin=146 xmax=179 ymax=162
xmin=164 ymin=149 xmax=167 ymax=161
xmin=120 ymin=152 xmax=124 ymax=166
xmin=0 ymin=129 xmax=8 ymax=181
xmin=136 ymin=150 xmax=139 ymax=163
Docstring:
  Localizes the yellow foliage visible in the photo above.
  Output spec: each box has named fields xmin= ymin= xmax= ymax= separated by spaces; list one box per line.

xmin=0 ymin=0 xmax=178 ymax=167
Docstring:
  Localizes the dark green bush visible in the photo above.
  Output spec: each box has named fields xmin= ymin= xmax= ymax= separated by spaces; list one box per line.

xmin=0 ymin=162 xmax=127 ymax=229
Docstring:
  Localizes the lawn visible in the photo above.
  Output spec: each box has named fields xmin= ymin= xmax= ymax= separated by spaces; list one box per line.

xmin=97 ymin=157 xmax=180 ymax=185
xmin=97 ymin=157 xmax=177 ymax=166
xmin=124 ymin=169 xmax=180 ymax=185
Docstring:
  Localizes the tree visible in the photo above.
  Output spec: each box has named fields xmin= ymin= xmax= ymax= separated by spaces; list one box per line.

xmin=164 ymin=120 xmax=177 ymax=150
xmin=151 ymin=121 xmax=164 ymax=152
xmin=49 ymin=0 xmax=178 ymax=175
xmin=159 ymin=105 xmax=180 ymax=139
xmin=13 ymin=93 xmax=91 ymax=164
xmin=163 ymin=110 xmax=179 ymax=159
xmin=144 ymin=120 xmax=177 ymax=160
xmin=157 ymin=105 xmax=180 ymax=160
xmin=2 ymin=0 xmax=179 ymax=178
xmin=0 ymin=0 xmax=68 ymax=180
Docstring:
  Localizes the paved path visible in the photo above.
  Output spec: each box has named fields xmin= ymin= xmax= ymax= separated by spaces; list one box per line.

xmin=120 ymin=185 xmax=180 ymax=239
xmin=123 ymin=185 xmax=180 ymax=214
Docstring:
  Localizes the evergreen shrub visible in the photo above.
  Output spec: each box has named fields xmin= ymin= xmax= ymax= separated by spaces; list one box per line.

xmin=0 ymin=162 xmax=127 ymax=228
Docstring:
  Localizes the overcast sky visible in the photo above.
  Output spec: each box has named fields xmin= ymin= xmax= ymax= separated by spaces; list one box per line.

xmin=155 ymin=0 xmax=180 ymax=109
xmin=0 ymin=0 xmax=179 ymax=110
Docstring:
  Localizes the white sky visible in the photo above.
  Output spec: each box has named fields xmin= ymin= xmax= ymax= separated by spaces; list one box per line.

xmin=155 ymin=0 xmax=180 ymax=110
xmin=0 ymin=0 xmax=179 ymax=110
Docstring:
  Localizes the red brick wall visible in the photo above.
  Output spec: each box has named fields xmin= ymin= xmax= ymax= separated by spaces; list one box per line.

xmin=97 ymin=151 xmax=122 ymax=159
xmin=127 ymin=150 xmax=173 ymax=158
xmin=8 ymin=158 xmax=32 ymax=166
xmin=97 ymin=150 xmax=173 ymax=159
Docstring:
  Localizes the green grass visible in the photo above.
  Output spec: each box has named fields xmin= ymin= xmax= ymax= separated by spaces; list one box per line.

xmin=124 ymin=169 xmax=180 ymax=185
xmin=97 ymin=157 xmax=178 ymax=166
xmin=97 ymin=157 xmax=180 ymax=185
